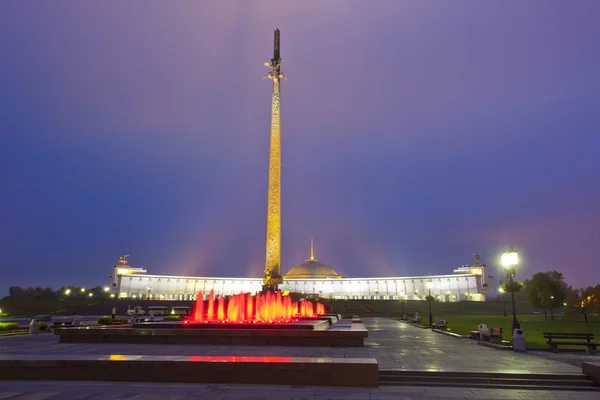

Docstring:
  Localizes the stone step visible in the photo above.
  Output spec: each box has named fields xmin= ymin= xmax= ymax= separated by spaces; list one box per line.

xmin=379 ymin=374 xmax=596 ymax=387
xmin=0 ymin=355 xmax=379 ymax=387
xmin=380 ymin=369 xmax=589 ymax=380
xmin=378 ymin=380 xmax=599 ymax=391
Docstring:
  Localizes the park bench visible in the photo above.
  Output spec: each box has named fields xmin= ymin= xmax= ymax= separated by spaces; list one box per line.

xmin=489 ymin=327 xmax=503 ymax=343
xmin=470 ymin=324 xmax=490 ymax=341
xmin=543 ymin=332 xmax=597 ymax=354
xmin=436 ymin=320 xmax=448 ymax=329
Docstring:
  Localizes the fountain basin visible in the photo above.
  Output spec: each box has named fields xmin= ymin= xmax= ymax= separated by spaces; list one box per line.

xmin=55 ymin=319 xmax=367 ymax=347
xmin=133 ymin=319 xmax=330 ymax=330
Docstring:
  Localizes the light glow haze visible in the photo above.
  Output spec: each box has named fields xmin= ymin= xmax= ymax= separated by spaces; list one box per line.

xmin=1 ymin=1 xmax=599 ymax=295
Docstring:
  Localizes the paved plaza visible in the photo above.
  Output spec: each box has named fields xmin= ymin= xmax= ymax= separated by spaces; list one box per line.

xmin=1 ymin=317 xmax=598 ymax=399
xmin=0 ymin=318 xmax=590 ymax=374
xmin=0 ymin=380 xmax=599 ymax=400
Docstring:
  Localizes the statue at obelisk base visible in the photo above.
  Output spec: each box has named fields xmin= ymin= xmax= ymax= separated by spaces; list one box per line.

xmin=262 ymin=29 xmax=286 ymax=293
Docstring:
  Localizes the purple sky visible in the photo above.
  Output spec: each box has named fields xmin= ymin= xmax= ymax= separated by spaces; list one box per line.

xmin=1 ymin=1 xmax=599 ymax=295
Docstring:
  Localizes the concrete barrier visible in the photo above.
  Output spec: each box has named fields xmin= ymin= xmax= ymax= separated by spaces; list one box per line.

xmin=582 ymin=362 xmax=600 ymax=386
xmin=0 ymin=355 xmax=379 ymax=387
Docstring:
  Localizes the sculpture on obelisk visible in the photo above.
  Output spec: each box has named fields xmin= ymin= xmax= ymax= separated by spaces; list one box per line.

xmin=262 ymin=29 xmax=286 ymax=292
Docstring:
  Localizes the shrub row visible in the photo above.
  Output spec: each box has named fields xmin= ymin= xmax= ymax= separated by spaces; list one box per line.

xmin=97 ymin=316 xmax=129 ymax=325
xmin=0 ymin=322 xmax=19 ymax=331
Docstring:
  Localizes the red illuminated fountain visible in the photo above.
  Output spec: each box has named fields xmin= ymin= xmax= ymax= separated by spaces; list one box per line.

xmin=187 ymin=290 xmax=326 ymax=324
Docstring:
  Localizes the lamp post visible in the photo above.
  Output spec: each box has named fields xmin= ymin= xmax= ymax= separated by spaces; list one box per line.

xmin=501 ymin=247 xmax=520 ymax=331
xmin=498 ymin=287 xmax=507 ymax=317
xmin=426 ymin=279 xmax=433 ymax=326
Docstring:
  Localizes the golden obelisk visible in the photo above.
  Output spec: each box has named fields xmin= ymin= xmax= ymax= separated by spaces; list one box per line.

xmin=262 ymin=29 xmax=285 ymax=292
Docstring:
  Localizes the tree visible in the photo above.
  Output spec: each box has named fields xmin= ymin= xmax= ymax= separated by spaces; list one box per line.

xmin=577 ymin=286 xmax=599 ymax=322
xmin=526 ymin=271 xmax=569 ymax=320
xmin=7 ymin=286 xmax=26 ymax=300
xmin=4 ymin=286 xmax=59 ymax=302
xmin=564 ymin=288 xmax=580 ymax=316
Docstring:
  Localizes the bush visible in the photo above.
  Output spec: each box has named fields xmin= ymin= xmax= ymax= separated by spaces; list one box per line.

xmin=163 ymin=315 xmax=181 ymax=321
xmin=97 ymin=316 xmax=129 ymax=325
xmin=0 ymin=322 xmax=19 ymax=331
xmin=0 ymin=313 xmax=10 ymax=318
xmin=39 ymin=321 xmax=48 ymax=331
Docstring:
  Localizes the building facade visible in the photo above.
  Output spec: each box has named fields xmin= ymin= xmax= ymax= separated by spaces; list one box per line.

xmin=109 ymin=255 xmax=492 ymax=302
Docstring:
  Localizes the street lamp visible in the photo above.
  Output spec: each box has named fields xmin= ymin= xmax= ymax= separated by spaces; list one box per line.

xmin=501 ymin=247 xmax=520 ymax=331
xmin=426 ymin=279 xmax=433 ymax=326
xmin=103 ymin=287 xmax=110 ymax=292
xmin=80 ymin=288 xmax=85 ymax=293
xmin=88 ymin=292 xmax=93 ymax=297
xmin=64 ymin=289 xmax=71 ymax=296
xmin=498 ymin=287 xmax=507 ymax=317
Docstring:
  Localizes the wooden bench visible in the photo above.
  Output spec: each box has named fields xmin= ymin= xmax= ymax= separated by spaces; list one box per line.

xmin=471 ymin=326 xmax=498 ymax=341
xmin=490 ymin=327 xmax=503 ymax=343
xmin=543 ymin=332 xmax=597 ymax=354
xmin=471 ymin=330 xmax=490 ymax=340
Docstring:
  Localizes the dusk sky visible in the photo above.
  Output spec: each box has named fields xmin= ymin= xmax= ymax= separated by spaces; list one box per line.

xmin=1 ymin=1 xmax=599 ymax=295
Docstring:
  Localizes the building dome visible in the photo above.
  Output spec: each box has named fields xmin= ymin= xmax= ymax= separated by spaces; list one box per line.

xmin=283 ymin=238 xmax=342 ymax=279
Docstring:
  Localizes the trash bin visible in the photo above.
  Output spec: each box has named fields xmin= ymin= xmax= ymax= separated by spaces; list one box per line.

xmin=29 ymin=318 xmax=39 ymax=335
xmin=513 ymin=329 xmax=526 ymax=352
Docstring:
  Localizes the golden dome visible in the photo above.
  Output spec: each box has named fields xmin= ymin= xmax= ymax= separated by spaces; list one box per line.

xmin=283 ymin=238 xmax=342 ymax=279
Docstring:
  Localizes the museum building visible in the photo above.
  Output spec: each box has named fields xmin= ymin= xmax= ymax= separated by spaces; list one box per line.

xmin=109 ymin=245 xmax=492 ymax=302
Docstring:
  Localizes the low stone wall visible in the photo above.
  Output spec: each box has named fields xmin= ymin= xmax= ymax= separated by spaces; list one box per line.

xmin=582 ymin=362 xmax=600 ymax=386
xmin=55 ymin=324 xmax=368 ymax=347
xmin=0 ymin=355 xmax=379 ymax=387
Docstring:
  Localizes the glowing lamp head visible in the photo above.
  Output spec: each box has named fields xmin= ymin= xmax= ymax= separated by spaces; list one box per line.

xmin=498 ymin=287 xmax=505 ymax=294
xmin=103 ymin=287 xmax=110 ymax=292
xmin=426 ymin=280 xmax=433 ymax=290
xmin=64 ymin=289 xmax=71 ymax=295
xmin=501 ymin=248 xmax=519 ymax=268
xmin=80 ymin=288 xmax=85 ymax=292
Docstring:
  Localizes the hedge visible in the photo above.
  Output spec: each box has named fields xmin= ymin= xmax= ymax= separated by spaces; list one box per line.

xmin=0 ymin=322 xmax=19 ymax=331
xmin=98 ymin=316 xmax=129 ymax=325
